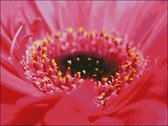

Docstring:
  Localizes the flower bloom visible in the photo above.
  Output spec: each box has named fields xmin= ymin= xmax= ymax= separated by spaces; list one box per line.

xmin=1 ymin=1 xmax=167 ymax=125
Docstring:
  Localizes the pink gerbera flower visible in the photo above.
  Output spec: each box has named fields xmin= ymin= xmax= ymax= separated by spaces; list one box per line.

xmin=1 ymin=1 xmax=167 ymax=125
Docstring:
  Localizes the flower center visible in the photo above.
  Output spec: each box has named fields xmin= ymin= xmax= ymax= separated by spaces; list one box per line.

xmin=20 ymin=27 xmax=147 ymax=106
xmin=58 ymin=53 xmax=119 ymax=81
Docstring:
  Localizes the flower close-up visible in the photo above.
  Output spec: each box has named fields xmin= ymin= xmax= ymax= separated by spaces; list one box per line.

xmin=0 ymin=1 xmax=167 ymax=125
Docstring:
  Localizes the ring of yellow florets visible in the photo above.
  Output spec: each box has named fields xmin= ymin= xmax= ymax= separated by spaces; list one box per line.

xmin=20 ymin=27 xmax=147 ymax=106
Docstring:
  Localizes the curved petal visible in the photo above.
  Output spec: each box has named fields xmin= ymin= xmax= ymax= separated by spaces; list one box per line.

xmin=98 ymin=57 xmax=167 ymax=117
xmin=114 ymin=100 xmax=167 ymax=125
xmin=1 ymin=1 xmax=51 ymax=38
xmin=112 ymin=1 xmax=167 ymax=42
xmin=5 ymin=94 xmax=63 ymax=125
xmin=94 ymin=116 xmax=124 ymax=125
xmin=0 ymin=104 xmax=18 ymax=125
xmin=89 ymin=100 xmax=167 ymax=125
xmin=1 ymin=66 xmax=44 ymax=97
xmin=143 ymin=21 xmax=167 ymax=60
xmin=44 ymin=80 xmax=101 ymax=124
xmin=89 ymin=1 xmax=116 ymax=32
xmin=0 ymin=85 xmax=25 ymax=104
xmin=35 ymin=1 xmax=58 ymax=32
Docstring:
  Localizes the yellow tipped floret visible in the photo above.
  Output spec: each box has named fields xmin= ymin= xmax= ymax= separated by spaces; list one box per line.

xmin=87 ymin=31 xmax=92 ymax=38
xmin=52 ymin=59 xmax=57 ymax=67
xmin=42 ymin=53 xmax=47 ymax=59
xmin=48 ymin=67 xmax=53 ymax=72
xmin=125 ymin=75 xmax=129 ymax=81
xmin=76 ymin=72 xmax=81 ymax=78
xmin=42 ymin=59 xmax=45 ymax=64
xmin=66 ymin=74 xmax=71 ymax=80
xmin=132 ymin=68 xmax=136 ymax=73
xmin=55 ymin=31 xmax=61 ymax=37
xmin=78 ymin=27 xmax=84 ymax=33
xmin=102 ymin=77 xmax=108 ymax=82
xmin=130 ymin=77 xmax=133 ymax=81
xmin=31 ymin=51 xmax=36 ymax=58
xmin=58 ymin=71 xmax=62 ymax=81
xmin=58 ymin=71 xmax=62 ymax=76
xmin=116 ymin=72 xmax=120 ymax=76
xmin=68 ymin=27 xmax=73 ymax=33
xmin=43 ymin=47 xmax=47 ymax=51
xmin=32 ymin=60 xmax=37 ymax=64
xmin=44 ymin=39 xmax=49 ymax=44
xmin=33 ymin=41 xmax=39 ymax=46
xmin=46 ymin=33 xmax=51 ymax=41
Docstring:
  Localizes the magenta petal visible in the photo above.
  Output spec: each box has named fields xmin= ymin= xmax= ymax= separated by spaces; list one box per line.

xmin=6 ymin=94 xmax=63 ymax=125
xmin=144 ymin=26 xmax=167 ymax=61
xmin=90 ymin=1 xmax=116 ymax=32
xmin=98 ymin=56 xmax=167 ymax=116
xmin=1 ymin=66 xmax=44 ymax=97
xmin=44 ymin=80 xmax=99 ymax=125
xmin=35 ymin=1 xmax=58 ymax=32
xmin=57 ymin=1 xmax=93 ymax=30
xmin=1 ymin=85 xmax=25 ymax=104
xmin=94 ymin=116 xmax=124 ymax=125
xmin=1 ymin=1 xmax=51 ymax=37
xmin=0 ymin=104 xmax=18 ymax=125
xmin=115 ymin=100 xmax=167 ymax=125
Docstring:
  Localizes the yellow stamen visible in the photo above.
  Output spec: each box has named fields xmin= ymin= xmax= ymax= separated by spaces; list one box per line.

xmin=42 ymin=53 xmax=47 ymax=59
xmin=68 ymin=27 xmax=73 ymax=33
xmin=125 ymin=75 xmax=129 ymax=81
xmin=48 ymin=67 xmax=53 ymax=72
xmin=116 ymin=72 xmax=120 ymax=76
xmin=31 ymin=51 xmax=36 ymax=58
xmin=132 ymin=68 xmax=136 ymax=73
xmin=66 ymin=74 xmax=71 ymax=80
xmin=44 ymin=39 xmax=49 ymax=44
xmin=102 ymin=77 xmax=108 ymax=82
xmin=58 ymin=71 xmax=62 ymax=81
xmin=43 ymin=47 xmax=47 ymax=51
xmin=33 ymin=41 xmax=39 ymax=46
xmin=32 ymin=60 xmax=37 ymax=64
xmin=76 ymin=72 xmax=81 ymax=78
xmin=78 ymin=27 xmax=84 ymax=33
xmin=42 ymin=59 xmax=45 ymax=64
xmin=52 ymin=59 xmax=57 ymax=67
xmin=55 ymin=31 xmax=61 ymax=37
xmin=46 ymin=33 xmax=51 ymax=41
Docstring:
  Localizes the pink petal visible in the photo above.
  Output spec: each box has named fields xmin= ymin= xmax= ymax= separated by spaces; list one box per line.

xmin=55 ymin=1 xmax=93 ymax=30
xmin=0 ymin=104 xmax=18 ymax=125
xmin=5 ymin=94 xmax=63 ymax=125
xmin=115 ymin=100 xmax=167 ymax=125
xmin=143 ymin=23 xmax=167 ymax=60
xmin=35 ymin=1 xmax=58 ymax=32
xmin=1 ymin=1 xmax=51 ymax=37
xmin=44 ymin=80 xmax=99 ymax=124
xmin=1 ymin=85 xmax=25 ymax=104
xmin=1 ymin=66 xmax=44 ymax=97
xmin=99 ymin=57 xmax=167 ymax=117
xmin=94 ymin=116 xmax=124 ymax=125
xmin=89 ymin=101 xmax=166 ymax=125
xmin=89 ymin=1 xmax=116 ymax=32
xmin=112 ymin=1 xmax=166 ymax=42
